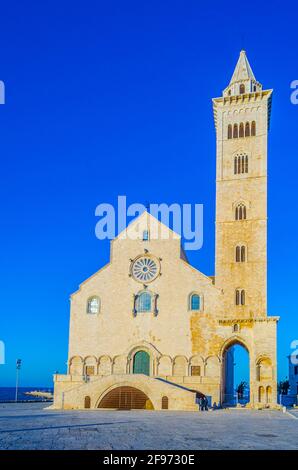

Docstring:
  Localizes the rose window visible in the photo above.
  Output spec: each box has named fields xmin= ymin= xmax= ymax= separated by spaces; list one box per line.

xmin=131 ymin=256 xmax=159 ymax=283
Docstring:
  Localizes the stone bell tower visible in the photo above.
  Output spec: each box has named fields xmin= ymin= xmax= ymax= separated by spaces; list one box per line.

xmin=213 ymin=51 xmax=273 ymax=318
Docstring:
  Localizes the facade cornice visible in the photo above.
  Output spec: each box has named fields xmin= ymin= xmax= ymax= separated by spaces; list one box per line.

xmin=218 ymin=316 xmax=280 ymax=325
xmin=213 ymin=89 xmax=273 ymax=131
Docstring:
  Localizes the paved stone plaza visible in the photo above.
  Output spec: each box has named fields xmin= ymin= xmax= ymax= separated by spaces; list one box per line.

xmin=0 ymin=403 xmax=297 ymax=450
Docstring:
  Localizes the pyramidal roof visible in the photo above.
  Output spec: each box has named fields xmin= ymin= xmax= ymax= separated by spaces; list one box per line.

xmin=229 ymin=50 xmax=256 ymax=84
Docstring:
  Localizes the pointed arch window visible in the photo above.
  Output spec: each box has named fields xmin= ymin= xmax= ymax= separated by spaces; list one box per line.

xmin=228 ymin=124 xmax=232 ymax=139
xmin=239 ymin=122 xmax=244 ymax=138
xmin=233 ymin=124 xmax=238 ymax=139
xmin=235 ymin=203 xmax=247 ymax=220
xmin=87 ymin=296 xmax=100 ymax=314
xmin=251 ymin=121 xmax=256 ymax=136
xmin=245 ymin=122 xmax=250 ymax=137
xmin=240 ymin=84 xmax=245 ymax=94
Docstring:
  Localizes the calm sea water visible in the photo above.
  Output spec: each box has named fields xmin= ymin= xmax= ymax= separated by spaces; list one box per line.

xmin=0 ymin=387 xmax=53 ymax=402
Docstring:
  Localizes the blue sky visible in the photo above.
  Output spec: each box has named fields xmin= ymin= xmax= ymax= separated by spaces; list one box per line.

xmin=0 ymin=0 xmax=297 ymax=387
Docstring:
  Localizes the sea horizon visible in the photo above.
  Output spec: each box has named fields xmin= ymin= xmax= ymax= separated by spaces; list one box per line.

xmin=0 ymin=386 xmax=53 ymax=402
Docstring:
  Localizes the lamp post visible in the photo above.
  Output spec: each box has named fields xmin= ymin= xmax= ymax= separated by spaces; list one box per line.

xmin=15 ymin=359 xmax=22 ymax=402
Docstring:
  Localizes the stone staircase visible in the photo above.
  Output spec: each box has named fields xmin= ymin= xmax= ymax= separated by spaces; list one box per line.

xmin=52 ymin=373 xmax=199 ymax=411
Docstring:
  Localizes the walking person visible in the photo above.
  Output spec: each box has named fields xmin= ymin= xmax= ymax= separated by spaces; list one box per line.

xmin=196 ymin=393 xmax=202 ymax=411
xmin=199 ymin=396 xmax=203 ymax=411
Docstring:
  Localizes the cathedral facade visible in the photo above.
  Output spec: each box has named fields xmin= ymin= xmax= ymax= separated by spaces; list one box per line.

xmin=53 ymin=51 xmax=279 ymax=411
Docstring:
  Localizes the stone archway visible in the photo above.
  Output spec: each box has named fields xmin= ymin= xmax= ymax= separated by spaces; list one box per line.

xmin=126 ymin=341 xmax=161 ymax=375
xmin=98 ymin=386 xmax=154 ymax=410
xmin=220 ymin=337 xmax=250 ymax=406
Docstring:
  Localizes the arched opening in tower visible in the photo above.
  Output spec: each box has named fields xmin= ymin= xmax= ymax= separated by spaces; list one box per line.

xmin=223 ymin=342 xmax=250 ymax=406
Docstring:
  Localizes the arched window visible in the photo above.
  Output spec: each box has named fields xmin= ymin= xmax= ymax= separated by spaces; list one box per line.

xmin=234 ymin=154 xmax=248 ymax=175
xmin=87 ymin=297 xmax=100 ymax=314
xmin=251 ymin=121 xmax=256 ymax=136
xmin=235 ymin=246 xmax=240 ymax=262
xmin=236 ymin=289 xmax=245 ymax=306
xmin=241 ymin=155 xmax=245 ymax=173
xmin=245 ymin=122 xmax=250 ymax=137
xmin=245 ymin=155 xmax=248 ymax=173
xmin=234 ymin=156 xmax=238 ymax=174
xmin=190 ymin=294 xmax=201 ymax=311
xmin=239 ymin=122 xmax=244 ymax=138
xmin=233 ymin=324 xmax=240 ymax=333
xmin=234 ymin=156 xmax=241 ymax=174
xmin=142 ymin=230 xmax=149 ymax=241
xmin=235 ymin=245 xmax=246 ymax=262
xmin=228 ymin=124 xmax=232 ymax=139
xmin=136 ymin=292 xmax=152 ymax=312
xmin=235 ymin=203 xmax=247 ymax=220
xmin=240 ymin=84 xmax=245 ymax=94
xmin=233 ymin=124 xmax=238 ymax=139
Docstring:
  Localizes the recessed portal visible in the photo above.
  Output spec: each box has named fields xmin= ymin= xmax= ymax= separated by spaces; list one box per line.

xmin=98 ymin=386 xmax=153 ymax=410
xmin=223 ymin=343 xmax=250 ymax=406
xmin=133 ymin=350 xmax=150 ymax=376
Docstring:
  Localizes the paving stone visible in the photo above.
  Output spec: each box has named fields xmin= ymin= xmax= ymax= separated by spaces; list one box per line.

xmin=0 ymin=403 xmax=297 ymax=450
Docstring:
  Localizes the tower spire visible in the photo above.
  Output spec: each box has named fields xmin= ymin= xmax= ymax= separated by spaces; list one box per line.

xmin=230 ymin=50 xmax=256 ymax=83
xmin=223 ymin=50 xmax=262 ymax=97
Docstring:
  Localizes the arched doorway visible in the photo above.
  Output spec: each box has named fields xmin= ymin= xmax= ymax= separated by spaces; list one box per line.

xmin=98 ymin=386 xmax=154 ymax=410
xmin=133 ymin=350 xmax=150 ymax=375
xmin=222 ymin=340 xmax=250 ymax=406
xmin=84 ymin=396 xmax=91 ymax=409
xmin=161 ymin=396 xmax=169 ymax=409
